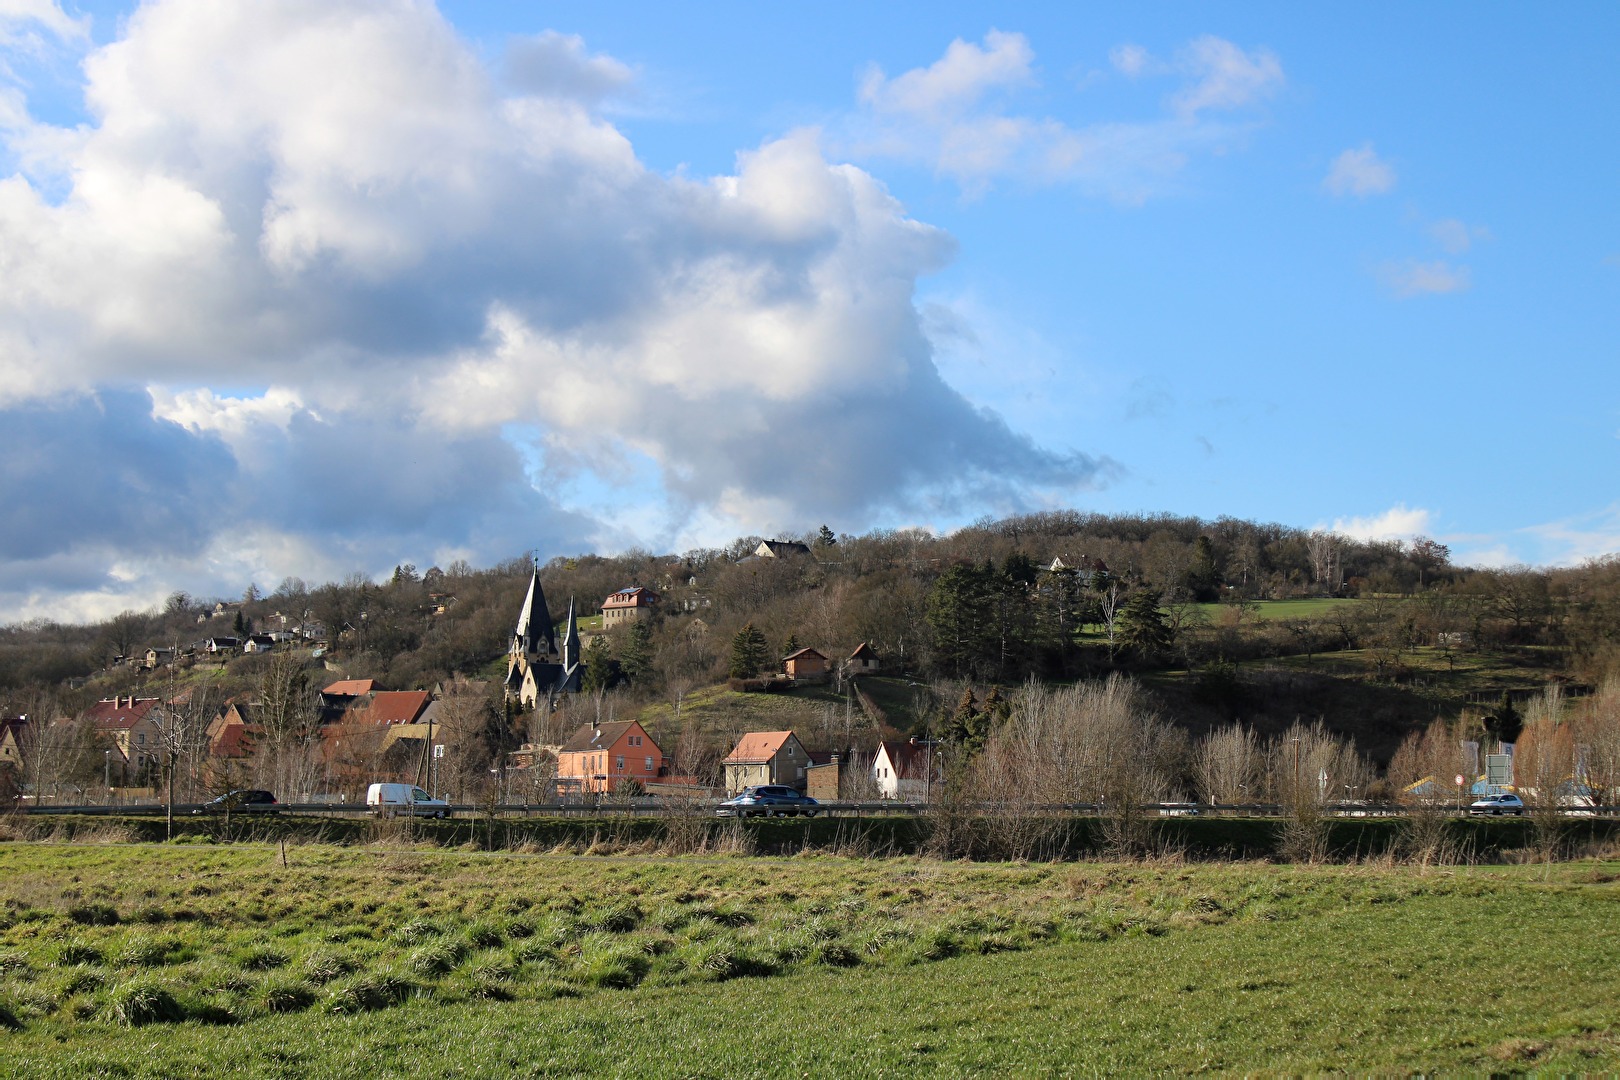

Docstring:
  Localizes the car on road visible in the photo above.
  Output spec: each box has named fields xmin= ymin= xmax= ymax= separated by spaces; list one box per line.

xmin=366 ymin=782 xmax=452 ymax=819
xmin=1469 ymin=793 xmax=1525 ymax=816
xmin=192 ymin=789 xmax=278 ymax=814
xmin=716 ymin=785 xmax=820 ymax=818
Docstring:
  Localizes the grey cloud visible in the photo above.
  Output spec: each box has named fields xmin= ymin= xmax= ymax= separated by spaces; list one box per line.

xmin=0 ymin=389 xmax=235 ymax=563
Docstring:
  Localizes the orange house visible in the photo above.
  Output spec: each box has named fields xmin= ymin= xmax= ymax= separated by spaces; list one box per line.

xmin=555 ymin=720 xmax=664 ymax=795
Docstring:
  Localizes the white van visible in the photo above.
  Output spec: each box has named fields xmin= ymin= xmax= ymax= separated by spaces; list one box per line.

xmin=366 ymin=783 xmax=452 ymax=818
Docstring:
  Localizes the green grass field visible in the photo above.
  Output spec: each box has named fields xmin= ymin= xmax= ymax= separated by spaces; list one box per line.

xmin=1192 ymin=597 xmax=1366 ymax=622
xmin=3 ymin=843 xmax=1619 ymax=1075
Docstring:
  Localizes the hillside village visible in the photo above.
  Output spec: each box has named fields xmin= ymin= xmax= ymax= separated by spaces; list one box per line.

xmin=3 ymin=512 xmax=1620 ymax=810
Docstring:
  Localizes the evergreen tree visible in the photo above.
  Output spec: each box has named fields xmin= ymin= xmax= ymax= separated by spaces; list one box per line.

xmin=728 ymin=623 xmax=770 ymax=679
xmin=581 ymin=636 xmax=615 ymax=695
xmin=981 ymin=685 xmax=1011 ymax=727
xmin=1117 ymin=591 xmax=1171 ymax=660
xmin=927 ymin=564 xmax=995 ymax=678
xmin=943 ymin=686 xmax=979 ymax=745
xmin=817 ymin=525 xmax=837 ymax=547
xmin=1186 ymin=536 xmax=1221 ymax=602
xmin=232 ymin=609 xmax=246 ymax=637
xmin=782 ymin=633 xmax=799 ymax=657
xmin=1484 ymin=691 xmax=1523 ymax=746
xmin=619 ymin=619 xmax=654 ymax=684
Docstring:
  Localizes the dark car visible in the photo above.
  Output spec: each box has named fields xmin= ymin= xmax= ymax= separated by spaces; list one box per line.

xmin=716 ymin=785 xmax=820 ymax=818
xmin=192 ymin=789 xmax=279 ymax=814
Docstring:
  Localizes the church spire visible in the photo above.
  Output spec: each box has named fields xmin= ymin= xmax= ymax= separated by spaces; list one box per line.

xmin=560 ymin=597 xmax=580 ymax=671
xmin=512 ymin=559 xmax=558 ymax=658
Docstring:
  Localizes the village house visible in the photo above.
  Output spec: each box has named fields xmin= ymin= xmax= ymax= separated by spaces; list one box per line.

xmin=601 ymin=586 xmax=659 ymax=627
xmin=753 ymin=539 xmax=811 ymax=559
xmin=143 ymin=647 xmax=176 ymax=670
xmin=782 ymin=647 xmax=830 ymax=683
xmin=845 ymin=642 xmax=880 ymax=676
xmin=722 ymin=730 xmax=811 ymax=794
xmin=805 ymin=750 xmax=857 ymax=801
xmin=554 ymin=720 xmax=663 ymax=795
xmin=85 ymin=697 xmax=166 ymax=781
xmin=0 ymin=716 xmax=27 ymax=771
xmin=242 ymin=634 xmax=277 ymax=654
xmin=873 ymin=738 xmax=936 ymax=800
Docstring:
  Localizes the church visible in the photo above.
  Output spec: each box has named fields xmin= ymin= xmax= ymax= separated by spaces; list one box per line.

xmin=504 ymin=561 xmax=583 ymax=709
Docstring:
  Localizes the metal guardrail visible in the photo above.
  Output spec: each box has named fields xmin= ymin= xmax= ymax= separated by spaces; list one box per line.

xmin=14 ymin=800 xmax=1620 ymax=818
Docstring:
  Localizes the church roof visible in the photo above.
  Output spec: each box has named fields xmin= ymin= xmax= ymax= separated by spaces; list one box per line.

xmin=514 ymin=563 xmax=558 ymax=656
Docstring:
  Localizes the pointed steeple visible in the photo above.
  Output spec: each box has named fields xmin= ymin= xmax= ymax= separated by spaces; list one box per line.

xmin=560 ymin=597 xmax=580 ymax=671
xmin=513 ymin=559 xmax=558 ymax=658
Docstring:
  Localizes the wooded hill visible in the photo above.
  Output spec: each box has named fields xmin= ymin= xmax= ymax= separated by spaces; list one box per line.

xmin=4 ymin=510 xmax=1618 ymax=770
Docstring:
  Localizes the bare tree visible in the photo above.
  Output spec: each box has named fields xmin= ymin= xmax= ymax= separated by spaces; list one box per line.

xmin=1193 ymin=724 xmax=1261 ymax=806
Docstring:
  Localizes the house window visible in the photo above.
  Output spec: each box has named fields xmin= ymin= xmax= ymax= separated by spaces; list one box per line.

xmin=137 ymin=734 xmax=146 ymax=745
xmin=644 ymin=757 xmax=653 ymax=772
xmin=616 ymin=756 xmax=625 ymax=771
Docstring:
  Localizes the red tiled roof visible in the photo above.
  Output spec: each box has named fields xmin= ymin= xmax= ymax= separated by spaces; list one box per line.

xmin=783 ymin=648 xmax=827 ymax=662
xmin=559 ymin=721 xmax=656 ymax=754
xmin=323 ymin=678 xmax=378 ymax=697
xmin=351 ymin=690 xmax=431 ymax=726
xmin=879 ymin=740 xmax=931 ymax=778
xmin=723 ymin=730 xmax=798 ymax=764
xmin=849 ymin=643 xmax=878 ymax=659
xmin=84 ymin=698 xmax=161 ymax=730
xmin=602 ymin=587 xmax=659 ymax=609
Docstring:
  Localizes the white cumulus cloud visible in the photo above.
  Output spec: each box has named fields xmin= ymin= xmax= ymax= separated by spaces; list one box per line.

xmin=1380 ymin=259 xmax=1471 ymax=297
xmin=0 ymin=0 xmax=1107 ymax=619
xmin=851 ymin=30 xmax=1284 ymax=200
xmin=1327 ymin=504 xmax=1436 ymax=543
xmin=1324 ymin=143 xmax=1395 ymax=197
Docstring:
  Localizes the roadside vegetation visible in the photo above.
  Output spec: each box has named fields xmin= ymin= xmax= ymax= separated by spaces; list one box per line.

xmin=2 ymin=843 xmax=1618 ymax=1075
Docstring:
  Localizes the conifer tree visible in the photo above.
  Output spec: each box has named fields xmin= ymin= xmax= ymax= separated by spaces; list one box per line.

xmin=728 ymin=623 xmax=770 ymax=679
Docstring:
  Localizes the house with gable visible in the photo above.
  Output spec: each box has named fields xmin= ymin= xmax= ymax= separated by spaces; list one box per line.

xmin=601 ymin=586 xmax=659 ymax=627
xmin=845 ymin=642 xmax=880 ymax=676
xmin=782 ymin=647 xmax=829 ymax=683
xmin=85 ymin=697 xmax=166 ymax=781
xmin=873 ymin=738 xmax=936 ymax=801
xmin=754 ymin=539 xmax=811 ymax=559
xmin=722 ymin=730 xmax=810 ymax=794
xmin=554 ymin=720 xmax=663 ymax=795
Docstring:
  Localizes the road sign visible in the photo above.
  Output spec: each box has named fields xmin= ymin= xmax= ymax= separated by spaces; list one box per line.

xmin=432 ymin=744 xmax=445 ymax=759
xmin=1455 ymin=774 xmax=1464 ymax=786
xmin=1485 ymin=754 xmax=1512 ymax=788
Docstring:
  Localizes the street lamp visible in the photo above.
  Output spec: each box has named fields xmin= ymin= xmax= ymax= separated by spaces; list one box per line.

xmin=104 ymin=750 xmax=111 ymax=801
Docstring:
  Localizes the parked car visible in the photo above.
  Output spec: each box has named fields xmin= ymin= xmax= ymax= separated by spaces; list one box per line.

xmin=1469 ymin=793 xmax=1525 ymax=816
xmin=366 ymin=783 xmax=451 ymax=819
xmin=717 ymin=785 xmax=820 ymax=818
xmin=192 ymin=789 xmax=278 ymax=815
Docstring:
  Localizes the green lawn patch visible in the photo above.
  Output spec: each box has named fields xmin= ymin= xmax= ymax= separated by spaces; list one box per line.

xmin=2 ymin=845 xmax=1618 ymax=1075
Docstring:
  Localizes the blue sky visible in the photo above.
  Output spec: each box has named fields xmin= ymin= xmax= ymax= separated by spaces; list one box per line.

xmin=0 ymin=2 xmax=1615 ymax=620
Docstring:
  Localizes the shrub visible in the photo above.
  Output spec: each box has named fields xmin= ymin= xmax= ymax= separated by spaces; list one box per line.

xmin=465 ymin=922 xmax=505 ymax=949
xmin=57 ymin=939 xmax=103 ymax=965
xmin=67 ymin=903 xmax=120 ymax=927
xmin=112 ymin=980 xmax=184 ymax=1026
xmin=57 ymin=967 xmax=106 ymax=997
xmin=260 ymin=978 xmax=316 ymax=1014
xmin=408 ymin=942 xmax=466 ymax=977
xmin=320 ymin=973 xmax=413 ymax=1014
xmin=393 ymin=919 xmax=442 ymax=944
xmin=118 ymin=937 xmax=173 ymax=968
xmin=301 ymin=951 xmax=357 ymax=985
xmin=576 ymin=947 xmax=650 ymax=989
xmin=581 ymin=902 xmax=641 ymax=934
xmin=236 ymin=947 xmax=290 ymax=972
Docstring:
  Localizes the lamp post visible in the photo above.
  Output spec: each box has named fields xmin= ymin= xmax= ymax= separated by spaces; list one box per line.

xmin=104 ymin=750 xmax=111 ymax=801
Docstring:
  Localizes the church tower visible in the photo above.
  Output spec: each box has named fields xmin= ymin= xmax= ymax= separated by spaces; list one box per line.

xmin=505 ymin=562 xmax=583 ymax=707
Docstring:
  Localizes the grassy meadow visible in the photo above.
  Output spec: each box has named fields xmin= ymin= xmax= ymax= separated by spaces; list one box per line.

xmin=2 ymin=842 xmax=1619 ymax=1075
